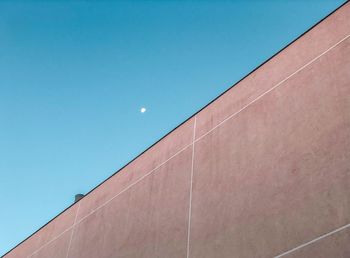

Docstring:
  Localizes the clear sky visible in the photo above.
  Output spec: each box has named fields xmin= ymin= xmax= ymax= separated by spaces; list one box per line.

xmin=0 ymin=0 xmax=346 ymax=255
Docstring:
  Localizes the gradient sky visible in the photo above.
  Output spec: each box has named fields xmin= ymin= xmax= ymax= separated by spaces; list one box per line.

xmin=0 ymin=0 xmax=346 ymax=255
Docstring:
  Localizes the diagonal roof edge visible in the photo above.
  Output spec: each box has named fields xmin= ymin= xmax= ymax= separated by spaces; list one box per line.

xmin=3 ymin=1 xmax=349 ymax=257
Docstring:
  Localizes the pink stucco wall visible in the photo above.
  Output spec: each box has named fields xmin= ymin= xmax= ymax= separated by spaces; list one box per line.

xmin=4 ymin=2 xmax=350 ymax=258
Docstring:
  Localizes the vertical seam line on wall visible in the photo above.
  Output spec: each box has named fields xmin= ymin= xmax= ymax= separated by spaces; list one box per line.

xmin=195 ymin=34 xmax=350 ymax=143
xmin=76 ymin=142 xmax=193 ymax=225
xmin=26 ymin=228 xmax=73 ymax=258
xmin=25 ymin=203 xmax=81 ymax=258
xmin=274 ymin=222 xmax=350 ymax=257
xmin=186 ymin=116 xmax=197 ymax=258
xmin=65 ymin=202 xmax=81 ymax=258
xmin=22 ymin=142 xmax=194 ymax=258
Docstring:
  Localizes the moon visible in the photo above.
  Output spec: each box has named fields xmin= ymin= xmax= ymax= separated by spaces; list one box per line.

xmin=140 ymin=107 xmax=147 ymax=113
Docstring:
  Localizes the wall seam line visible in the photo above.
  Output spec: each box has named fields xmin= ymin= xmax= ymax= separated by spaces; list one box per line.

xmin=274 ymin=222 xmax=350 ymax=257
xmin=195 ymin=34 xmax=350 ymax=143
xmin=186 ymin=116 xmax=197 ymax=258
xmin=76 ymin=142 xmax=194 ymax=225
xmin=21 ymin=142 xmax=194 ymax=258
xmin=26 ymin=203 xmax=81 ymax=258
xmin=65 ymin=202 xmax=81 ymax=258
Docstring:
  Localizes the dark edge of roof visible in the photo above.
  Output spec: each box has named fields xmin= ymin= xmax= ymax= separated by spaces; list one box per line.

xmin=2 ymin=1 xmax=349 ymax=257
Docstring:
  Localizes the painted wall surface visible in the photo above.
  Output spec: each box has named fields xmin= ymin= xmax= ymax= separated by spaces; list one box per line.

xmin=4 ymin=2 xmax=350 ymax=258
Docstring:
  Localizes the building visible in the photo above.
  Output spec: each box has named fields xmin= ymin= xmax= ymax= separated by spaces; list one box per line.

xmin=4 ymin=2 xmax=350 ymax=258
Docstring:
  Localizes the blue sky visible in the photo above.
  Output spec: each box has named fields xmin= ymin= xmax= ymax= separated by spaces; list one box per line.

xmin=0 ymin=0 xmax=346 ymax=255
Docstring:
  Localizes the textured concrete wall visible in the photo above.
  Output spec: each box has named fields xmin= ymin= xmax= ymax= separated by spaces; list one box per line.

xmin=4 ymin=2 xmax=350 ymax=258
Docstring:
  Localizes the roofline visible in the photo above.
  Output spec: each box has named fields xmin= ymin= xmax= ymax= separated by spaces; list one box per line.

xmin=3 ymin=1 xmax=349 ymax=257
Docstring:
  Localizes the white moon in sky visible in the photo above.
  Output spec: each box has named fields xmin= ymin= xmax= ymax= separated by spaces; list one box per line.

xmin=140 ymin=107 xmax=147 ymax=113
